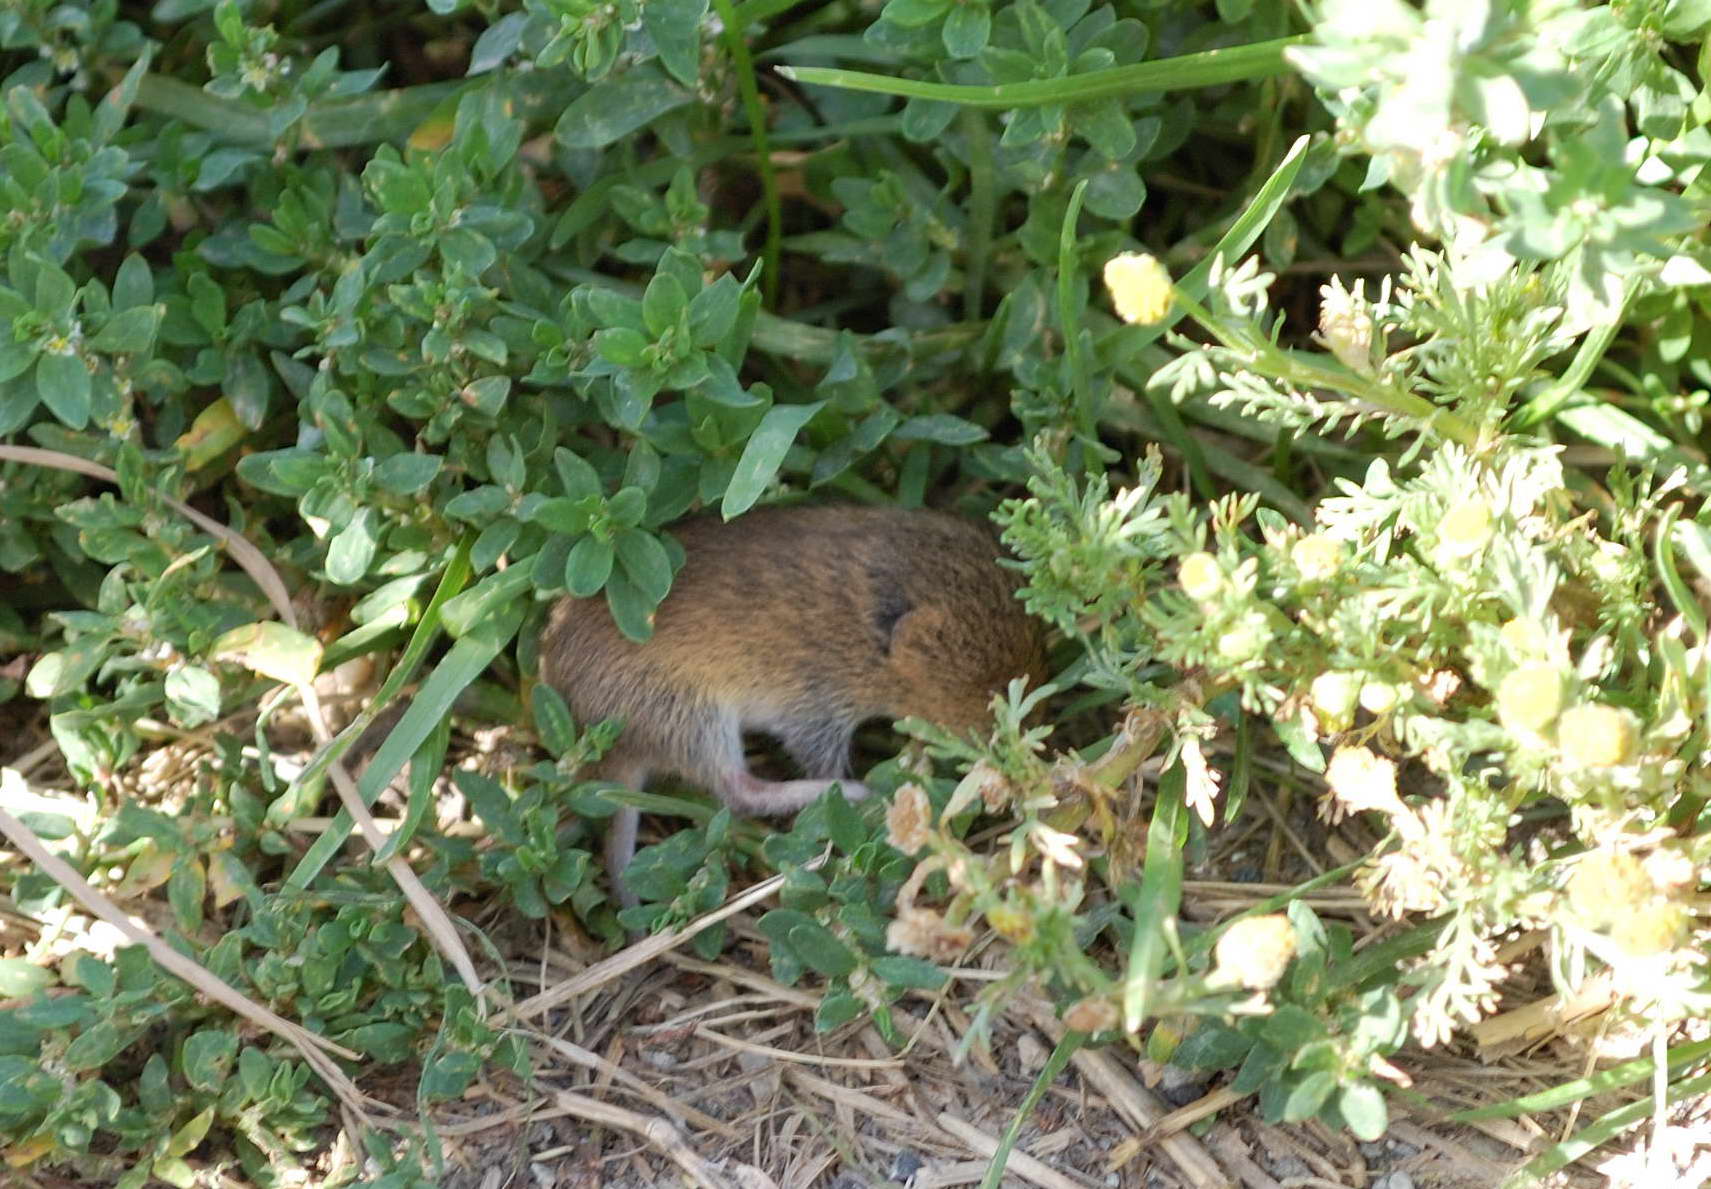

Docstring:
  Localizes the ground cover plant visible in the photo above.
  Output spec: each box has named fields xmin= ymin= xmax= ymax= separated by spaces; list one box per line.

xmin=5 ymin=0 xmax=1711 ymax=1184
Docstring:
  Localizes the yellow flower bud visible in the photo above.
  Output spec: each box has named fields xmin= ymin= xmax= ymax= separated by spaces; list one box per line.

xmin=1103 ymin=252 xmax=1173 ymax=325
xmin=1557 ymin=703 xmax=1639 ymax=768
xmin=1178 ymin=551 xmax=1223 ymax=601
xmin=1566 ymin=850 xmax=1652 ymax=928
xmin=1436 ymin=497 xmax=1494 ymax=559
xmin=1499 ymin=617 xmax=1549 ymax=659
xmin=986 ymin=902 xmax=1035 ymax=944
xmin=1291 ymin=533 xmax=1343 ymax=581
xmin=1358 ymin=681 xmax=1399 ymax=714
xmin=1216 ymin=615 xmax=1270 ymax=663
xmin=1310 ymin=671 xmax=1362 ymax=732
xmin=1496 ymin=664 xmax=1564 ymax=732
xmin=1609 ymin=903 xmax=1687 ymax=956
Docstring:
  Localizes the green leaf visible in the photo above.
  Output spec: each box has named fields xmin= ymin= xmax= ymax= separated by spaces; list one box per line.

xmin=942 ymin=2 xmax=989 ymax=57
xmin=89 ymin=305 xmax=162 ymax=354
xmin=788 ymin=921 xmax=859 ymax=977
xmin=326 ymin=507 xmax=378 ymax=584
xmin=165 ymin=666 xmax=221 ymax=726
xmin=882 ymin=0 xmax=951 ymax=27
xmin=182 ymin=1029 xmax=239 ymax=1093
xmin=556 ymin=448 xmax=603 ymax=500
xmin=1337 ymin=1080 xmax=1389 ymax=1140
xmin=1281 ymin=1070 xmax=1337 ymax=1123
xmin=372 ymin=452 xmax=442 ymax=494
xmin=0 ymin=333 xmax=37 ymax=384
xmin=688 ymin=276 xmax=741 ymax=346
xmin=532 ymin=684 xmax=577 ymax=756
xmin=722 ymin=400 xmax=824 ymax=518
xmin=642 ymin=272 xmax=689 ymax=337
xmin=815 ymin=989 xmax=865 ymax=1031
xmin=445 ymin=485 xmax=512 ymax=522
xmin=615 ymin=529 xmax=674 ymax=604
xmin=556 ymin=67 xmax=692 ymax=149
xmin=597 ymin=326 xmax=650 ymax=367
xmin=209 ymin=622 xmax=324 ymax=686
xmin=528 ymin=495 xmax=597 ymax=534
xmin=893 ymin=412 xmax=988 ymax=445
xmin=0 ymin=959 xmax=53 ymax=997
xmin=566 ymin=534 xmax=614 ymax=597
xmin=608 ymin=485 xmax=647 ymax=526
xmin=36 ymin=352 xmax=91 ymax=428
xmin=869 ymin=955 xmax=948 ymax=989
xmin=604 ymin=569 xmax=656 ymax=642
xmin=642 ymin=0 xmax=709 ymax=86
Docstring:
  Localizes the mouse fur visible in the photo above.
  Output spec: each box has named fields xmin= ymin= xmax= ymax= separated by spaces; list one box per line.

xmin=539 ymin=504 xmax=1047 ymax=907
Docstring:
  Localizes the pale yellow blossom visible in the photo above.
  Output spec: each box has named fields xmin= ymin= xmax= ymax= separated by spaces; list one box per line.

xmin=1103 ymin=252 xmax=1173 ymax=325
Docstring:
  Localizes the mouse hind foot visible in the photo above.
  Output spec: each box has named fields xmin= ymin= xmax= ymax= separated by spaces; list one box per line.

xmin=715 ymin=772 xmax=872 ymax=816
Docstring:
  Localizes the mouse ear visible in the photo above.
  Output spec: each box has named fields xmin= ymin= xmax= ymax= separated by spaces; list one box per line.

xmin=886 ymin=601 xmax=955 ymax=663
xmin=872 ymin=585 xmax=913 ymax=652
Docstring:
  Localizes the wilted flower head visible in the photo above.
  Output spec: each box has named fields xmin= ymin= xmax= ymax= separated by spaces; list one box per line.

xmin=1325 ymin=746 xmax=1409 ymax=823
xmin=1317 ymin=276 xmax=1376 ymax=373
xmin=1212 ymin=915 xmax=1298 ymax=990
xmin=886 ymin=783 xmax=932 ymax=855
xmin=1063 ymin=995 xmax=1121 ymax=1033
xmin=886 ymin=907 xmax=974 ymax=962
xmin=1103 ymin=252 xmax=1173 ymax=325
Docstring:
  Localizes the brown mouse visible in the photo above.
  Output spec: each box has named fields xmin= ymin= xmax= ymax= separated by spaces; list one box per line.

xmin=540 ymin=504 xmax=1048 ymax=907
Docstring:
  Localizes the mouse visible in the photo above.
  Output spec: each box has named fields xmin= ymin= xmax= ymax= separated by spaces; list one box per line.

xmin=539 ymin=504 xmax=1049 ymax=908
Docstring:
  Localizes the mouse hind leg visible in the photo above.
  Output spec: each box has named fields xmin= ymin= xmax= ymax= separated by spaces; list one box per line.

xmin=710 ymin=712 xmax=871 ymax=814
xmin=777 ymin=715 xmax=856 ymax=781
xmin=584 ymin=751 xmax=650 ymax=910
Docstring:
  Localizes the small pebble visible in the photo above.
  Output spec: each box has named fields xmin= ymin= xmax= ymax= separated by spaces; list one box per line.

xmin=890 ymin=1150 xmax=925 ymax=1183
xmin=1374 ymin=1173 xmax=1416 ymax=1189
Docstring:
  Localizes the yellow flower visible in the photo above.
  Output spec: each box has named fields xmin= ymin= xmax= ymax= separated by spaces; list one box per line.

xmin=1310 ymin=671 xmax=1362 ymax=733
xmin=1609 ymin=903 xmax=1687 ymax=956
xmin=1557 ymin=703 xmax=1639 ymax=768
xmin=1435 ymin=497 xmax=1494 ymax=559
xmin=1499 ymin=617 xmax=1549 ymax=659
xmin=1566 ymin=850 xmax=1652 ymax=928
xmin=1496 ymin=664 xmax=1564 ymax=732
xmin=1103 ymin=252 xmax=1173 ymax=325
xmin=1358 ymin=681 xmax=1399 ymax=714
xmin=1291 ymin=533 xmax=1343 ymax=581
xmin=1178 ymin=551 xmax=1223 ymax=600
xmin=1212 ymin=915 xmax=1298 ymax=990
xmin=1216 ymin=614 xmax=1270 ymax=663
xmin=986 ymin=902 xmax=1035 ymax=944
